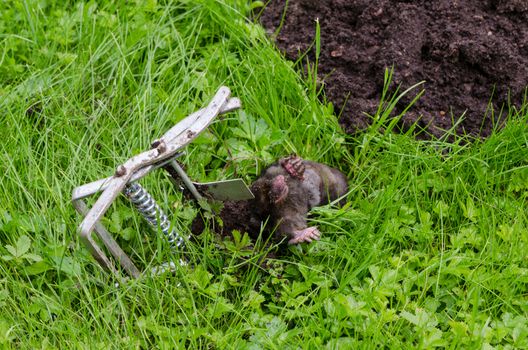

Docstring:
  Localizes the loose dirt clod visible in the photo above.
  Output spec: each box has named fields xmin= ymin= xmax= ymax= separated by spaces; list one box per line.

xmin=259 ymin=0 xmax=528 ymax=138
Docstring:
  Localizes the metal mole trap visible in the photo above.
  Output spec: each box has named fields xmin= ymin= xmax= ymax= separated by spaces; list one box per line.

xmin=72 ymin=87 xmax=254 ymax=278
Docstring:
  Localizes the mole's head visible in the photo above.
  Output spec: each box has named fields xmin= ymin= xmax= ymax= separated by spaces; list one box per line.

xmin=270 ymin=175 xmax=289 ymax=204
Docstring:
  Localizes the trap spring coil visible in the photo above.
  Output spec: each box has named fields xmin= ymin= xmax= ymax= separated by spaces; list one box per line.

xmin=123 ymin=182 xmax=184 ymax=248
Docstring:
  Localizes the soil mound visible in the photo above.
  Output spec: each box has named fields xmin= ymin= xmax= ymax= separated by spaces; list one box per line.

xmin=259 ymin=0 xmax=528 ymax=138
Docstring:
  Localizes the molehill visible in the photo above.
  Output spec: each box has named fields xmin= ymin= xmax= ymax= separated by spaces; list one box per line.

xmin=259 ymin=0 xmax=528 ymax=138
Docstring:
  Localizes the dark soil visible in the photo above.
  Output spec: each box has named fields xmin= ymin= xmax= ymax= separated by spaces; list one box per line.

xmin=259 ymin=0 xmax=528 ymax=138
xmin=192 ymin=200 xmax=262 ymax=240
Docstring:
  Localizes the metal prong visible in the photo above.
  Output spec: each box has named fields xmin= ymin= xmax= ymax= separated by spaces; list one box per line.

xmin=165 ymin=160 xmax=203 ymax=201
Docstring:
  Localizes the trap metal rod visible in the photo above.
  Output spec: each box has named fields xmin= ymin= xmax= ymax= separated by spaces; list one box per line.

xmin=167 ymin=160 xmax=203 ymax=201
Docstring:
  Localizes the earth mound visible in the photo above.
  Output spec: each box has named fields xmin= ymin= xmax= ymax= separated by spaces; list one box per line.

xmin=259 ymin=0 xmax=528 ymax=138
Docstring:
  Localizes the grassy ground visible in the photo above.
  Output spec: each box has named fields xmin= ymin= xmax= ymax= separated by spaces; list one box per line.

xmin=1 ymin=1 xmax=527 ymax=348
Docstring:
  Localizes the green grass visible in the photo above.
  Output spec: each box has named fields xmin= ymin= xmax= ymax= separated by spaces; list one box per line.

xmin=1 ymin=0 xmax=527 ymax=348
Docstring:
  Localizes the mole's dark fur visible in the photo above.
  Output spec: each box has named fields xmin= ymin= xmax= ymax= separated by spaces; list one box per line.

xmin=191 ymin=156 xmax=348 ymax=245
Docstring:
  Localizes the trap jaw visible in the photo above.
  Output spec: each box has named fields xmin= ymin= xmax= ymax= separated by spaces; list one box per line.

xmin=72 ymin=87 xmax=254 ymax=278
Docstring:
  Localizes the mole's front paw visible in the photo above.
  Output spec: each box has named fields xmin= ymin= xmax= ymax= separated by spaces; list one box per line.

xmin=280 ymin=155 xmax=305 ymax=180
xmin=288 ymin=226 xmax=320 ymax=244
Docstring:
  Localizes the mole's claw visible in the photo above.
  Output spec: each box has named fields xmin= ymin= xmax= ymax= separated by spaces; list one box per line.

xmin=288 ymin=227 xmax=321 ymax=245
xmin=280 ymin=155 xmax=305 ymax=180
